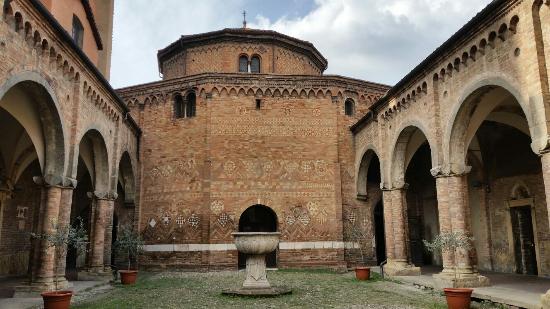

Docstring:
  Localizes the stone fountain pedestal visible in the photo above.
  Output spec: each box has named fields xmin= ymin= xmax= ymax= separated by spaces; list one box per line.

xmin=222 ymin=232 xmax=291 ymax=296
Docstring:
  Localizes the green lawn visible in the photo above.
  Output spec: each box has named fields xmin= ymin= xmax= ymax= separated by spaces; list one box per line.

xmin=72 ymin=269 xmax=450 ymax=309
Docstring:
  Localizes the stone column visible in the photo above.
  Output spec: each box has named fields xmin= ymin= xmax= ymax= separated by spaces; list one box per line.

xmin=431 ymin=166 xmax=488 ymax=288
xmin=89 ymin=195 xmax=112 ymax=274
xmin=539 ymin=152 xmax=550 ymax=307
xmin=383 ymin=186 xmax=420 ymax=276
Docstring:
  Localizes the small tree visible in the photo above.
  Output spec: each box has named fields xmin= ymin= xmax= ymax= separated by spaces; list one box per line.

xmin=114 ymin=226 xmax=144 ymax=271
xmin=31 ymin=217 xmax=88 ymax=291
xmin=423 ymin=232 xmax=473 ymax=283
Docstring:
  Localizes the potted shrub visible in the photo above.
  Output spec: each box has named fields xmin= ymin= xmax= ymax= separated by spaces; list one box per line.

xmin=423 ymin=232 xmax=474 ymax=309
xmin=31 ymin=217 xmax=88 ymax=309
xmin=114 ymin=226 xmax=144 ymax=285
xmin=350 ymin=225 xmax=370 ymax=280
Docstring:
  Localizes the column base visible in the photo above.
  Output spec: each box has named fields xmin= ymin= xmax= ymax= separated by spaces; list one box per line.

xmin=542 ymin=289 xmax=550 ymax=309
xmin=433 ymin=271 xmax=490 ymax=289
xmin=383 ymin=260 xmax=421 ymax=276
xmin=78 ymin=267 xmax=112 ymax=281
xmin=13 ymin=277 xmax=70 ymax=297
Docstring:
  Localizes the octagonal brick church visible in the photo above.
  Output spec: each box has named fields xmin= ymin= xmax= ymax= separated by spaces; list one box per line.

xmin=118 ymin=27 xmax=389 ymax=270
xmin=2 ymin=0 xmax=550 ymax=296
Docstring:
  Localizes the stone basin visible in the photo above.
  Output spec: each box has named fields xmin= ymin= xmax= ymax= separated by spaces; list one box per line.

xmin=232 ymin=232 xmax=281 ymax=255
xmin=222 ymin=232 xmax=291 ymax=296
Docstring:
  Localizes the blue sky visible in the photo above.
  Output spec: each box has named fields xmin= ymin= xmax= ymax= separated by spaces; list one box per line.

xmin=110 ymin=0 xmax=492 ymax=89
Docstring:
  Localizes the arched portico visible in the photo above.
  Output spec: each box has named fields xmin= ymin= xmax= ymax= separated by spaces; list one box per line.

xmin=0 ymin=76 xmax=71 ymax=291
xmin=432 ymin=83 xmax=549 ymax=287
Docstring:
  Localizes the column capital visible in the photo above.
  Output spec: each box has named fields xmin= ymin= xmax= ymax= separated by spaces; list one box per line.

xmin=430 ymin=164 xmax=471 ymax=178
xmin=91 ymin=191 xmax=118 ymax=201
xmin=381 ymin=181 xmax=409 ymax=191
xmin=32 ymin=174 xmax=77 ymax=188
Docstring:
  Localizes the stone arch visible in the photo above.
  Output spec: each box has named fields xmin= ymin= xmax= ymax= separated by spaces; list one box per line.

xmin=117 ymin=151 xmax=135 ymax=204
xmin=390 ymin=122 xmax=437 ymax=187
xmin=510 ymin=181 xmax=531 ymax=200
xmin=356 ymin=145 xmax=384 ymax=197
xmin=0 ymin=71 xmax=67 ymax=180
xmin=445 ymin=75 xmax=545 ymax=171
xmin=74 ymin=127 xmax=111 ymax=193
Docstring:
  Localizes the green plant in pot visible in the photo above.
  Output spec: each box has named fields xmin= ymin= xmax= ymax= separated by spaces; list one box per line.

xmin=423 ymin=232 xmax=474 ymax=309
xmin=31 ymin=217 xmax=88 ymax=309
xmin=350 ymin=224 xmax=370 ymax=280
xmin=114 ymin=226 xmax=144 ymax=285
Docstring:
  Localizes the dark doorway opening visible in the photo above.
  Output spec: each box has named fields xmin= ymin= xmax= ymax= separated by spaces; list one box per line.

xmin=373 ymin=201 xmax=386 ymax=265
xmin=511 ymin=206 xmax=538 ymax=275
xmin=405 ymin=142 xmax=438 ymax=266
xmin=238 ymin=205 xmax=277 ymax=269
xmin=111 ymin=213 xmax=118 ymax=267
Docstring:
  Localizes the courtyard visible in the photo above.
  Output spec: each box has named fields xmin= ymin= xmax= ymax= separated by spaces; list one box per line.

xmin=71 ymin=270 xmax=449 ymax=309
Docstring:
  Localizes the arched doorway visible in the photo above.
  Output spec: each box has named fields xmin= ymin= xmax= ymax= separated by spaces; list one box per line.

xmin=238 ymin=205 xmax=277 ymax=269
xmin=112 ymin=151 xmax=136 ymax=268
xmin=65 ymin=157 xmax=93 ymax=280
xmin=391 ymin=126 xmax=439 ymax=268
xmin=405 ymin=142 xmax=439 ymax=266
xmin=373 ymin=201 xmax=386 ymax=265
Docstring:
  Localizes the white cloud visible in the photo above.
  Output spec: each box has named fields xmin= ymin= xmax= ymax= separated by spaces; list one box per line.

xmin=110 ymin=0 xmax=492 ymax=88
xmin=248 ymin=0 xmax=491 ymax=85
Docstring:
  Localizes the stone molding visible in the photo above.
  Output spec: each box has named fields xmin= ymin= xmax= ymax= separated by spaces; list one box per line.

xmin=143 ymin=241 xmax=357 ymax=252
xmin=430 ymin=164 xmax=472 ymax=178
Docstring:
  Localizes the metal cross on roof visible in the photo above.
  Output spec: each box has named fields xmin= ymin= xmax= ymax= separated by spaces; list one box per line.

xmin=242 ymin=10 xmax=247 ymax=29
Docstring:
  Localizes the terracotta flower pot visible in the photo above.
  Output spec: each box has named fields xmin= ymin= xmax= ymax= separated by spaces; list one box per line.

xmin=119 ymin=270 xmax=138 ymax=285
xmin=41 ymin=290 xmax=73 ymax=309
xmin=354 ymin=267 xmax=371 ymax=280
xmin=443 ymin=288 xmax=473 ymax=309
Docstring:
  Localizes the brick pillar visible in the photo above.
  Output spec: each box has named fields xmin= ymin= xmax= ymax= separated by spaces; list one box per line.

xmin=434 ymin=176 xmax=456 ymax=276
xmin=432 ymin=168 xmax=489 ymax=288
xmin=103 ymin=199 xmax=115 ymax=271
xmin=55 ymin=186 xmax=74 ymax=288
xmin=539 ymin=152 xmax=550 ymax=307
xmin=89 ymin=198 xmax=110 ymax=273
xmin=383 ymin=186 xmax=420 ymax=276
xmin=33 ymin=185 xmax=62 ymax=290
xmin=382 ymin=190 xmax=394 ymax=260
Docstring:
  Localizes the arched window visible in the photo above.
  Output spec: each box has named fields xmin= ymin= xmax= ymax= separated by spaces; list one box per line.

xmin=239 ymin=55 xmax=248 ymax=73
xmin=185 ymin=92 xmax=196 ymax=118
xmin=72 ymin=15 xmax=84 ymax=49
xmin=174 ymin=94 xmax=184 ymax=118
xmin=250 ymin=55 xmax=260 ymax=73
xmin=345 ymin=99 xmax=355 ymax=116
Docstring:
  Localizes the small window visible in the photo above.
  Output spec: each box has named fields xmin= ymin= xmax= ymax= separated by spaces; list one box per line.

xmin=250 ymin=56 xmax=260 ymax=73
xmin=255 ymin=99 xmax=262 ymax=110
xmin=72 ymin=15 xmax=84 ymax=49
xmin=239 ymin=55 xmax=248 ymax=73
xmin=345 ymin=99 xmax=355 ymax=116
xmin=174 ymin=94 xmax=184 ymax=118
xmin=185 ymin=92 xmax=196 ymax=118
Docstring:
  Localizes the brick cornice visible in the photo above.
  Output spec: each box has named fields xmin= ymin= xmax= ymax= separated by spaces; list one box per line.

xmin=117 ymin=73 xmax=390 ymax=100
